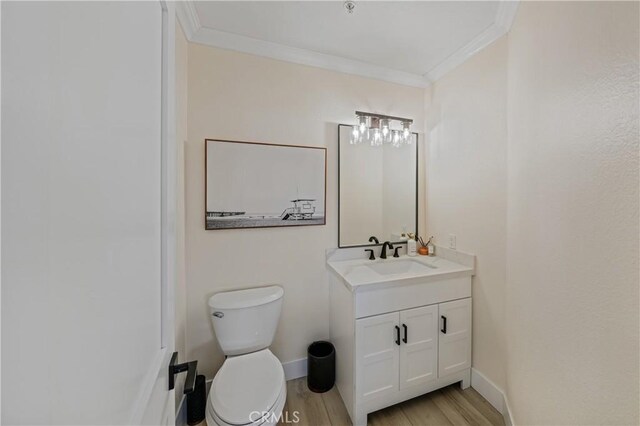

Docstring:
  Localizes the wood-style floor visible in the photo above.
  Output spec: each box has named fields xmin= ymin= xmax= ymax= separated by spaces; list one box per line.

xmin=278 ymin=378 xmax=505 ymax=426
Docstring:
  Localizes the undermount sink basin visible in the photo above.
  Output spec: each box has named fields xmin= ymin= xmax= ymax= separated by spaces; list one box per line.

xmin=366 ymin=259 xmax=435 ymax=276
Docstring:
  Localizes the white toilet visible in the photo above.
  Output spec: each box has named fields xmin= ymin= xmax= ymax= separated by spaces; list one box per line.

xmin=206 ymin=286 xmax=286 ymax=426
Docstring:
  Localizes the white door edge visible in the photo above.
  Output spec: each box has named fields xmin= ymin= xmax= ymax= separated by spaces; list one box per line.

xmin=131 ymin=347 xmax=169 ymax=424
xmin=130 ymin=0 xmax=177 ymax=423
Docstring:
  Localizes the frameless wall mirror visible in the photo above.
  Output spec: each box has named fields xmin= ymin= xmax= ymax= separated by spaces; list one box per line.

xmin=338 ymin=124 xmax=418 ymax=248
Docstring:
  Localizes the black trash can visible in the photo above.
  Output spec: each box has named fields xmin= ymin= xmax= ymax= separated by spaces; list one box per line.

xmin=307 ymin=341 xmax=335 ymax=393
xmin=187 ymin=374 xmax=206 ymax=425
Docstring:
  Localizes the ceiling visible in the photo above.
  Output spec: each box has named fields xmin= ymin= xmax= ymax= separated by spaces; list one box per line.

xmin=177 ymin=1 xmax=519 ymax=87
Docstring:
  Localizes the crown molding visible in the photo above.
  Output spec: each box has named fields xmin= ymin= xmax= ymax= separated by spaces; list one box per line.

xmin=192 ymin=26 xmax=430 ymax=88
xmin=424 ymin=23 xmax=504 ymax=81
xmin=176 ymin=0 xmax=520 ymax=88
xmin=175 ymin=0 xmax=200 ymax=40
xmin=495 ymin=0 xmax=520 ymax=32
xmin=424 ymin=1 xmax=519 ymax=81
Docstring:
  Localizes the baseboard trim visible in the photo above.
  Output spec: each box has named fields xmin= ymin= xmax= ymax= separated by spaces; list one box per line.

xmin=503 ymin=395 xmax=515 ymax=426
xmin=282 ymin=357 xmax=307 ymax=381
xmin=470 ymin=368 xmax=504 ymax=413
xmin=470 ymin=368 xmax=514 ymax=425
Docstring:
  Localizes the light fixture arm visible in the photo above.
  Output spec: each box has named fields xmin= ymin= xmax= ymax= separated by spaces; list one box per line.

xmin=355 ymin=111 xmax=413 ymax=125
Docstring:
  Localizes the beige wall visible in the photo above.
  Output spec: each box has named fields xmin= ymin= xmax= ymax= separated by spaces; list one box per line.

xmin=505 ymin=2 xmax=639 ymax=424
xmin=426 ymin=2 xmax=639 ymax=423
xmin=185 ymin=43 xmax=425 ymax=378
xmin=174 ymin=21 xmax=188 ymax=405
xmin=426 ymin=36 xmax=508 ymax=390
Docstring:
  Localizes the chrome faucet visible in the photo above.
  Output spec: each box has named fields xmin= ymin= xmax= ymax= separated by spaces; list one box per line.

xmin=380 ymin=241 xmax=394 ymax=259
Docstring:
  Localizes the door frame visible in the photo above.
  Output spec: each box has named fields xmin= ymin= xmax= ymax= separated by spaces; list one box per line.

xmin=130 ymin=1 xmax=177 ymax=423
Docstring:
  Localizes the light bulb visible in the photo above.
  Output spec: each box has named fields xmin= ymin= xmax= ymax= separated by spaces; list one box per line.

xmin=358 ymin=115 xmax=367 ymax=133
xmin=369 ymin=117 xmax=381 ymax=146
xmin=350 ymin=126 xmax=360 ymax=144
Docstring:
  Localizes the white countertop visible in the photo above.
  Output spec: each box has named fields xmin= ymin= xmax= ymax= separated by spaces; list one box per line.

xmin=327 ymin=253 xmax=474 ymax=291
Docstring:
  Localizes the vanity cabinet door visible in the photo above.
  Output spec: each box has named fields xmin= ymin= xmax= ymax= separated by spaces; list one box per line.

xmin=355 ymin=312 xmax=400 ymax=403
xmin=399 ymin=305 xmax=438 ymax=390
xmin=438 ymin=298 xmax=472 ymax=377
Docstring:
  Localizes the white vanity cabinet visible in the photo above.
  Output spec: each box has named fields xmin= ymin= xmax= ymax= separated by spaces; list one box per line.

xmin=356 ymin=304 xmax=441 ymax=402
xmin=328 ymin=255 xmax=475 ymax=426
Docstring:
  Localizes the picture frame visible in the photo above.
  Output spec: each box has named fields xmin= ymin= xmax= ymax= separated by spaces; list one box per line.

xmin=205 ymin=139 xmax=327 ymax=230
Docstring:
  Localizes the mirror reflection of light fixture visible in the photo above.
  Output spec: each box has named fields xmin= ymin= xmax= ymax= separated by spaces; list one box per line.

xmin=350 ymin=111 xmax=413 ymax=147
xmin=350 ymin=126 xmax=360 ymax=145
xmin=402 ymin=120 xmax=411 ymax=143
xmin=392 ymin=130 xmax=401 ymax=147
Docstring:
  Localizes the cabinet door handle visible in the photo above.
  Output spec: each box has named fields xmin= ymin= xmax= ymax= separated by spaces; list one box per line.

xmin=402 ymin=324 xmax=408 ymax=343
xmin=441 ymin=315 xmax=447 ymax=334
xmin=395 ymin=325 xmax=400 ymax=346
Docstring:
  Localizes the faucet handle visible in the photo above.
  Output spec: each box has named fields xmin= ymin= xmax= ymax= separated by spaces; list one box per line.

xmin=365 ymin=249 xmax=375 ymax=260
xmin=393 ymin=246 xmax=402 ymax=258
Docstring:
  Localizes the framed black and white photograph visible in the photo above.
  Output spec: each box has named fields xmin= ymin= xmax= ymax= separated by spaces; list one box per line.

xmin=205 ymin=139 xmax=327 ymax=230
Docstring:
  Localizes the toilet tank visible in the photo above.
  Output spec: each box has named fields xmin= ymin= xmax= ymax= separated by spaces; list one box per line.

xmin=208 ymin=285 xmax=284 ymax=356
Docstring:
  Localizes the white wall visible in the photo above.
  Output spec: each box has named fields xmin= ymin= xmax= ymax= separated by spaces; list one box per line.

xmin=185 ymin=44 xmax=425 ymax=378
xmin=2 ymin=2 xmax=165 ymax=423
xmin=426 ymin=36 xmax=508 ymax=391
xmin=505 ymin=2 xmax=639 ymax=424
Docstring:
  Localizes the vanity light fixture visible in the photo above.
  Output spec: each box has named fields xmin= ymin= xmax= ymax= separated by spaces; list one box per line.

xmin=350 ymin=111 xmax=413 ymax=147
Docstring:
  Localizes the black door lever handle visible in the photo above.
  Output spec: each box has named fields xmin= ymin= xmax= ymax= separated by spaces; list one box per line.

xmin=169 ymin=352 xmax=198 ymax=394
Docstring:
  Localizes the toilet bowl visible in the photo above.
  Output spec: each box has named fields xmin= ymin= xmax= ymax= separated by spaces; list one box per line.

xmin=206 ymin=286 xmax=285 ymax=426
xmin=206 ymin=349 xmax=286 ymax=426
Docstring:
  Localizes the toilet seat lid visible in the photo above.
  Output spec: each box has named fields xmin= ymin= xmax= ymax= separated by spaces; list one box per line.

xmin=211 ymin=349 xmax=285 ymax=425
